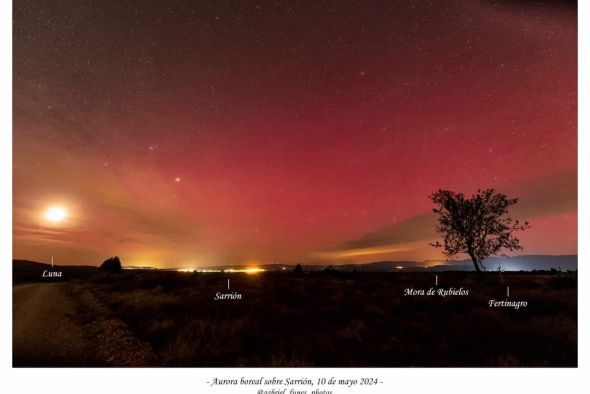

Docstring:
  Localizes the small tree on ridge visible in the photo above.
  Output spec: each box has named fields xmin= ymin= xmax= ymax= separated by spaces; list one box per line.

xmin=99 ymin=256 xmax=123 ymax=273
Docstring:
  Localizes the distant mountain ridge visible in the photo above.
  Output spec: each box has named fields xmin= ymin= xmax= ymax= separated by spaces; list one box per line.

xmin=181 ymin=255 xmax=577 ymax=272
xmin=14 ymin=255 xmax=577 ymax=275
xmin=12 ymin=259 xmax=98 ymax=282
xmin=296 ymin=255 xmax=577 ymax=272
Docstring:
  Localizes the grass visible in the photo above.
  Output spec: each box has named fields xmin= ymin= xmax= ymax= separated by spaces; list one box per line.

xmin=76 ymin=270 xmax=577 ymax=367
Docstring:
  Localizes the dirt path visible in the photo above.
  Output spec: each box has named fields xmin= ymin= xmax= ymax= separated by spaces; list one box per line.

xmin=13 ymin=282 xmax=157 ymax=367
xmin=13 ymin=283 xmax=93 ymax=366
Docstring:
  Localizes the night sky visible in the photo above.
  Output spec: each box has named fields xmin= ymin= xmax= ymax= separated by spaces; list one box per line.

xmin=13 ymin=0 xmax=577 ymax=268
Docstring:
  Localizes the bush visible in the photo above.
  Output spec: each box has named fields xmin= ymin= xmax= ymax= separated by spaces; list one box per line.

xmin=99 ymin=256 xmax=123 ymax=273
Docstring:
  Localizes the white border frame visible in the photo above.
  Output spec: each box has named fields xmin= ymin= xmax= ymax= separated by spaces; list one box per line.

xmin=1 ymin=1 xmax=587 ymax=393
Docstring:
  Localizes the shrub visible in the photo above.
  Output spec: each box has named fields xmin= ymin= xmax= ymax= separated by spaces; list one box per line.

xmin=99 ymin=256 xmax=123 ymax=273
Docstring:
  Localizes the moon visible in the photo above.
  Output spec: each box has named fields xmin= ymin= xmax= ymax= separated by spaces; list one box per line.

xmin=44 ymin=206 xmax=68 ymax=223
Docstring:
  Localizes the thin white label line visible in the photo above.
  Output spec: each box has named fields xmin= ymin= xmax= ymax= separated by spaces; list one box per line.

xmin=507 ymin=286 xmax=510 ymax=298
xmin=227 ymin=278 xmax=230 ymax=290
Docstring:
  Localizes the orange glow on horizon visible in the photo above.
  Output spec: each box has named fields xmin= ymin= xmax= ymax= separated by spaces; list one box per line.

xmin=224 ymin=267 xmax=266 ymax=274
xmin=176 ymin=267 xmax=267 ymax=274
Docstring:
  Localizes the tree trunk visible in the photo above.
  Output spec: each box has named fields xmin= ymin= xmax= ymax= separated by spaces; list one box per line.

xmin=469 ymin=253 xmax=481 ymax=272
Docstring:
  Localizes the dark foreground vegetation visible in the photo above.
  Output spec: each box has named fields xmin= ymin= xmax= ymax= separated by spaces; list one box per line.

xmin=69 ymin=269 xmax=576 ymax=367
xmin=12 ymin=261 xmax=576 ymax=366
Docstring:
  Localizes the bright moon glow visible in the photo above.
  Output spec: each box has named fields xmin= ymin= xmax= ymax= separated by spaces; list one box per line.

xmin=44 ymin=206 xmax=68 ymax=223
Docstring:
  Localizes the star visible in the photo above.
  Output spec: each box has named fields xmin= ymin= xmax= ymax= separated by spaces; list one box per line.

xmin=11 ymin=0 xmax=577 ymax=267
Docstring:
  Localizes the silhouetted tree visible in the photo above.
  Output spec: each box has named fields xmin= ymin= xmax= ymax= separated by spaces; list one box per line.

xmin=99 ymin=256 xmax=123 ymax=273
xmin=429 ymin=189 xmax=530 ymax=272
xmin=293 ymin=263 xmax=303 ymax=275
